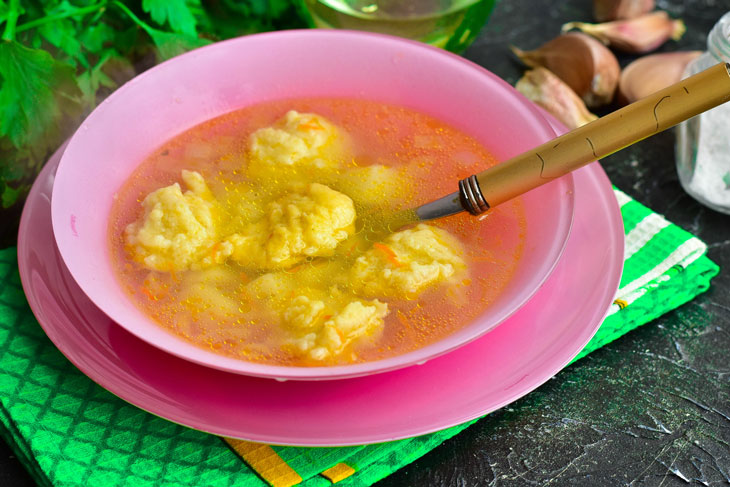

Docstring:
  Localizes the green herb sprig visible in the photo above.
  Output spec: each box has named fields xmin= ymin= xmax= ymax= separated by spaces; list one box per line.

xmin=0 ymin=0 xmax=303 ymax=212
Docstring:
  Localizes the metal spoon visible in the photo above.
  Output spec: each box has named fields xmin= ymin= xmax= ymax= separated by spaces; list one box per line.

xmin=407 ymin=62 xmax=730 ymax=223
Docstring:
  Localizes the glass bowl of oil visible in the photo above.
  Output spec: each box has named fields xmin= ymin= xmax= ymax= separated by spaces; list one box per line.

xmin=296 ymin=0 xmax=497 ymax=53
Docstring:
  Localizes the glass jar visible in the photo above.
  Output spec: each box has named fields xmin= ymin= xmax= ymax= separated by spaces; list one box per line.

xmin=676 ymin=11 xmax=730 ymax=214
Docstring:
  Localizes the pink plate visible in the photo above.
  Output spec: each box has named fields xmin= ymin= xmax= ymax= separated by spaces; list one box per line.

xmin=18 ymin=126 xmax=623 ymax=446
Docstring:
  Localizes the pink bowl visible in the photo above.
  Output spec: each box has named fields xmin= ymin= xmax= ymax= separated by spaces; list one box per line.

xmin=51 ymin=30 xmax=574 ymax=380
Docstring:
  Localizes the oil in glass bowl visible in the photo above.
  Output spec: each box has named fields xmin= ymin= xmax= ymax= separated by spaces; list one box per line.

xmin=298 ymin=0 xmax=496 ymax=53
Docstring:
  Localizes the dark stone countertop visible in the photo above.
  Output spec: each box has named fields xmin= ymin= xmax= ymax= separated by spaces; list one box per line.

xmin=376 ymin=1 xmax=730 ymax=486
xmin=2 ymin=1 xmax=729 ymax=486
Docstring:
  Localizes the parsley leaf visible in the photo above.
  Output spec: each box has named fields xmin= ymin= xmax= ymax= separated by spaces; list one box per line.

xmin=142 ymin=0 xmax=197 ymax=36
xmin=147 ymin=28 xmax=210 ymax=60
xmin=0 ymin=41 xmax=81 ymax=152
xmin=1 ymin=181 xmax=22 ymax=208
xmin=77 ymin=53 xmax=117 ymax=107
xmin=1 ymin=141 xmax=36 ymax=208
xmin=268 ymin=0 xmax=291 ymax=17
xmin=114 ymin=1 xmax=209 ymax=61
xmin=39 ymin=18 xmax=86 ymax=66
xmin=79 ymin=22 xmax=116 ymax=54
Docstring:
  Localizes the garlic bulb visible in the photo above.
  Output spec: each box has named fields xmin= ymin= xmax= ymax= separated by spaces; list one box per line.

xmin=593 ymin=0 xmax=654 ymax=22
xmin=516 ymin=68 xmax=598 ymax=130
xmin=562 ymin=11 xmax=686 ymax=54
xmin=511 ymin=33 xmax=620 ymax=108
xmin=617 ymin=51 xmax=702 ymax=104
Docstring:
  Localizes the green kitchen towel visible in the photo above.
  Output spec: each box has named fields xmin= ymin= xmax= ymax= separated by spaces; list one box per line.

xmin=0 ymin=188 xmax=719 ymax=487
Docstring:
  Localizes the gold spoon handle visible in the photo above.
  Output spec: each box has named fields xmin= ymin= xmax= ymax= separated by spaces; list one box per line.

xmin=464 ymin=62 xmax=730 ymax=212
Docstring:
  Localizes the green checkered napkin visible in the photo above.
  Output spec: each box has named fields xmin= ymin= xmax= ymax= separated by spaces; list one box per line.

xmin=0 ymin=189 xmax=719 ymax=487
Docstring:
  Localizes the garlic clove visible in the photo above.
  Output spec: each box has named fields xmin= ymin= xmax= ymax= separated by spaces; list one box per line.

xmin=617 ymin=51 xmax=702 ymax=105
xmin=516 ymin=67 xmax=598 ymax=130
xmin=511 ymin=33 xmax=620 ymax=109
xmin=562 ymin=11 xmax=686 ymax=54
xmin=593 ymin=0 xmax=654 ymax=22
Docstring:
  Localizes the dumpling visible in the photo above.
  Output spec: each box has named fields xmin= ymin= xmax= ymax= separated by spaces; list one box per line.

xmin=125 ymin=170 xmax=221 ymax=271
xmin=226 ymin=183 xmax=356 ymax=269
xmin=350 ymin=224 xmax=466 ymax=298
xmin=247 ymin=111 xmax=345 ymax=182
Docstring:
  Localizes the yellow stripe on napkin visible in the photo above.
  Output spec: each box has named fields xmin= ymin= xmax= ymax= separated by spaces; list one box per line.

xmin=225 ymin=438 xmax=302 ymax=487
xmin=321 ymin=462 xmax=356 ymax=483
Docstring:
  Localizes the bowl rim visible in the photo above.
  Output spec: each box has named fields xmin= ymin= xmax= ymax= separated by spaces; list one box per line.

xmin=51 ymin=29 xmax=574 ymax=380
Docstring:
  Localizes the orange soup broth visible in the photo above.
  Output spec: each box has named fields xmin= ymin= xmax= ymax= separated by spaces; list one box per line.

xmin=109 ymin=98 xmax=526 ymax=366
